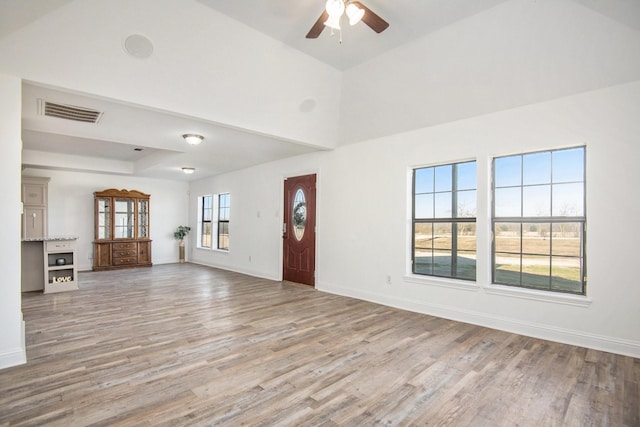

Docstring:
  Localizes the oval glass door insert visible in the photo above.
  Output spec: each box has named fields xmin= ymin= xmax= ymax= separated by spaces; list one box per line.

xmin=293 ymin=189 xmax=307 ymax=241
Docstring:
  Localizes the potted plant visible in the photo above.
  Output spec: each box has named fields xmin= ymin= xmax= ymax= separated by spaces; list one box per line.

xmin=174 ymin=225 xmax=191 ymax=263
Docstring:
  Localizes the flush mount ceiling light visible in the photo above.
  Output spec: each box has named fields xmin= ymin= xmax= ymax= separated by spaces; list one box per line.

xmin=182 ymin=167 xmax=196 ymax=174
xmin=306 ymin=0 xmax=388 ymax=40
xmin=182 ymin=133 xmax=204 ymax=145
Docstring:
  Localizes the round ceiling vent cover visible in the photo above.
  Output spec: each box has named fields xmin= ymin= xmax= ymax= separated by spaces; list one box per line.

xmin=123 ymin=34 xmax=154 ymax=59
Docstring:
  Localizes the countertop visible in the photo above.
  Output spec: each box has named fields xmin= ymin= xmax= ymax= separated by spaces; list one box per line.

xmin=22 ymin=236 xmax=79 ymax=242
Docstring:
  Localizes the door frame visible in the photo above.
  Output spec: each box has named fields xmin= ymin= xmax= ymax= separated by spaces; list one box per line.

xmin=280 ymin=171 xmax=319 ymax=286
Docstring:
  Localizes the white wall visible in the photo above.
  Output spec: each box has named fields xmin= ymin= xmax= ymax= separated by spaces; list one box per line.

xmin=191 ymin=81 xmax=640 ymax=358
xmin=21 ymin=168 xmax=189 ymax=270
xmin=339 ymin=0 xmax=640 ymax=144
xmin=0 ymin=74 xmax=26 ymax=369
xmin=322 ymin=81 xmax=640 ymax=357
xmin=189 ymin=152 xmax=326 ymax=279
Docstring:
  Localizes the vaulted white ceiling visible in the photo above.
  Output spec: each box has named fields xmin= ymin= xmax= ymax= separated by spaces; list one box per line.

xmin=196 ymin=0 xmax=511 ymax=70
xmin=1 ymin=0 xmax=638 ymax=180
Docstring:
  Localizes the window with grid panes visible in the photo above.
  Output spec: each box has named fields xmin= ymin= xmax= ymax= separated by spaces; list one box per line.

xmin=413 ymin=161 xmax=477 ymax=280
xmin=492 ymin=146 xmax=586 ymax=294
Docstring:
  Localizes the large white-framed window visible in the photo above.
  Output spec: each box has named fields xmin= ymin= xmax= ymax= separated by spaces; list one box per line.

xmin=412 ymin=160 xmax=477 ymax=281
xmin=197 ymin=193 xmax=230 ymax=251
xmin=492 ymin=146 xmax=586 ymax=295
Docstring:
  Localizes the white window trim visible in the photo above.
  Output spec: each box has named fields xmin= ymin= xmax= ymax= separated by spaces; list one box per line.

xmin=485 ymin=283 xmax=592 ymax=307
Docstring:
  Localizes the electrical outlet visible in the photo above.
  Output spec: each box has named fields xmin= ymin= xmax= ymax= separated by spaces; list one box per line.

xmin=386 ymin=275 xmax=391 ymax=285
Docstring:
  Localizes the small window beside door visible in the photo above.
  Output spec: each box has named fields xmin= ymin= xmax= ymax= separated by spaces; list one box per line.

xmin=198 ymin=193 xmax=230 ymax=251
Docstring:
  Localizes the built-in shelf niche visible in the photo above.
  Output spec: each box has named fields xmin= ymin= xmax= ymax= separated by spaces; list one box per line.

xmin=43 ymin=239 xmax=78 ymax=294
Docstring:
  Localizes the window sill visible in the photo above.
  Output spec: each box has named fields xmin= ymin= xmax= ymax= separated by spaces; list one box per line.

xmin=484 ymin=284 xmax=592 ymax=307
xmin=403 ymin=274 xmax=480 ymax=292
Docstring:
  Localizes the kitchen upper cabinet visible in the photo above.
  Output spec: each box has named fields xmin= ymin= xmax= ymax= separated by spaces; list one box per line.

xmin=22 ymin=176 xmax=50 ymax=239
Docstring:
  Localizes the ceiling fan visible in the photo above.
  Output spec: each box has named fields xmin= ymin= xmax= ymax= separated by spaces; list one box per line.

xmin=306 ymin=0 xmax=389 ymax=39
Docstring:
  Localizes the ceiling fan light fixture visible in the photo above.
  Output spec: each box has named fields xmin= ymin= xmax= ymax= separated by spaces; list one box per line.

xmin=346 ymin=3 xmax=364 ymax=26
xmin=182 ymin=133 xmax=204 ymax=145
xmin=325 ymin=0 xmax=345 ymax=17
xmin=306 ymin=0 xmax=389 ymax=40
xmin=324 ymin=14 xmax=342 ymax=30
xmin=182 ymin=167 xmax=196 ymax=174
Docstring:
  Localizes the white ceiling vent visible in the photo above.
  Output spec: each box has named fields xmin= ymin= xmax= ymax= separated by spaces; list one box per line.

xmin=38 ymin=99 xmax=103 ymax=124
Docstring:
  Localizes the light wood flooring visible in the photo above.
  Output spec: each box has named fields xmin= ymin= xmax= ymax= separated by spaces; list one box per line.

xmin=1 ymin=263 xmax=639 ymax=426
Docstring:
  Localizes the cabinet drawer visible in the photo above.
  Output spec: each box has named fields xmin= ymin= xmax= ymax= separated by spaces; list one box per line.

xmin=113 ymin=250 xmax=136 ymax=257
xmin=46 ymin=240 xmax=75 ymax=251
xmin=113 ymin=242 xmax=136 ymax=250
xmin=113 ymin=257 xmax=137 ymax=265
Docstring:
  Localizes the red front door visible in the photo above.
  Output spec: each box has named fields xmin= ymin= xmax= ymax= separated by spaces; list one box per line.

xmin=283 ymin=174 xmax=316 ymax=286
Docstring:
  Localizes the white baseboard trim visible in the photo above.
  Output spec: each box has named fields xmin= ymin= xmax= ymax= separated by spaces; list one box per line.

xmin=189 ymin=259 xmax=280 ymax=282
xmin=317 ymin=281 xmax=640 ymax=359
xmin=0 ymin=320 xmax=26 ymax=370
xmin=79 ymin=258 xmax=178 ymax=272
xmin=151 ymin=258 xmax=185 ymax=266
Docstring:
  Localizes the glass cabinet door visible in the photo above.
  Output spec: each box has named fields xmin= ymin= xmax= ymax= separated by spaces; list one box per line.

xmin=97 ymin=197 xmax=111 ymax=239
xmin=114 ymin=199 xmax=134 ymax=238
xmin=138 ymin=199 xmax=149 ymax=238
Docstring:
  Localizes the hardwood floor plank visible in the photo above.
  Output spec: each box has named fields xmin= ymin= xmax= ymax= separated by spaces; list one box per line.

xmin=0 ymin=263 xmax=638 ymax=426
xmin=623 ymin=379 xmax=640 ymax=426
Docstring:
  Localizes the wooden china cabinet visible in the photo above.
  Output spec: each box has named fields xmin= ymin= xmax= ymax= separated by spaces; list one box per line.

xmin=93 ymin=189 xmax=152 ymax=270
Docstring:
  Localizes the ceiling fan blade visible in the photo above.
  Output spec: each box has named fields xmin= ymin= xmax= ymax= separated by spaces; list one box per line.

xmin=306 ymin=10 xmax=329 ymax=38
xmin=352 ymin=1 xmax=389 ymax=33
